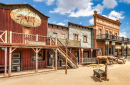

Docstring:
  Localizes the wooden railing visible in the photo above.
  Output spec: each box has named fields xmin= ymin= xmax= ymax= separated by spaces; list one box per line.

xmin=96 ymin=34 xmax=130 ymax=43
xmin=81 ymin=58 xmax=97 ymax=64
xmin=0 ymin=30 xmax=55 ymax=46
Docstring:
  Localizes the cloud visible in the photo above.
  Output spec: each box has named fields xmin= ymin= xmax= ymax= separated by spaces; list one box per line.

xmin=119 ymin=0 xmax=130 ymax=4
xmin=89 ymin=18 xmax=94 ymax=25
xmin=103 ymin=10 xmax=125 ymax=21
xmin=33 ymin=0 xmax=55 ymax=5
xmin=102 ymin=0 xmax=118 ymax=8
xmin=57 ymin=22 xmax=65 ymax=26
xmin=46 ymin=0 xmax=55 ymax=5
xmin=64 ymin=20 xmax=69 ymax=22
xmin=119 ymin=32 xmax=127 ymax=37
xmin=79 ymin=22 xmax=82 ymax=24
xmin=50 ymin=0 xmax=104 ymax=17
xmin=33 ymin=0 xmax=44 ymax=2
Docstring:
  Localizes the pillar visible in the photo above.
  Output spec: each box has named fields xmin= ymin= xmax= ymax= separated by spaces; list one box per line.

xmin=4 ymin=47 xmax=7 ymax=77
xmin=126 ymin=44 xmax=129 ymax=58
xmin=55 ymin=48 xmax=57 ymax=70
xmin=79 ymin=48 xmax=81 ymax=64
xmin=9 ymin=47 xmax=12 ymax=76
xmin=112 ymin=42 xmax=115 ymax=56
xmin=91 ymin=49 xmax=93 ymax=62
xmin=121 ymin=43 xmax=124 ymax=57
xmin=81 ymin=49 xmax=83 ymax=63
xmin=105 ymin=41 xmax=109 ymax=56
xmin=35 ymin=48 xmax=38 ymax=73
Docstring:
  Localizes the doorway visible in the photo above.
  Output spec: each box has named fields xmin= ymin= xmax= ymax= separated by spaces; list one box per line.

xmin=12 ymin=53 xmax=21 ymax=71
xmin=75 ymin=51 xmax=79 ymax=64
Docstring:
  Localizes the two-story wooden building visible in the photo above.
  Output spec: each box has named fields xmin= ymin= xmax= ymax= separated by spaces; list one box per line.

xmin=0 ymin=3 xmax=60 ymax=77
xmin=68 ymin=22 xmax=98 ymax=64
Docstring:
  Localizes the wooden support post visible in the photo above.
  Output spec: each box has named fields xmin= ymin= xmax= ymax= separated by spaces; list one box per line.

xmin=55 ymin=48 xmax=57 ymax=70
xmin=91 ymin=49 xmax=93 ymax=62
xmin=55 ymin=37 xmax=57 ymax=46
xmin=10 ymin=31 xmax=12 ymax=43
xmin=35 ymin=48 xmax=38 ymax=73
xmin=81 ymin=49 xmax=83 ymax=63
xmin=50 ymin=36 xmax=52 ymax=46
xmin=5 ymin=30 xmax=7 ymax=43
xmin=79 ymin=48 xmax=80 ymax=64
xmin=9 ymin=47 xmax=12 ymax=76
xmin=36 ymin=34 xmax=38 ymax=41
xmin=4 ymin=47 xmax=7 ymax=77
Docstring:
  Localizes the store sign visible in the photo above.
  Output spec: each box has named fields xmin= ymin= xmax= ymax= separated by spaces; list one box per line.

xmin=10 ymin=8 xmax=41 ymax=27
xmin=115 ymin=45 xmax=121 ymax=49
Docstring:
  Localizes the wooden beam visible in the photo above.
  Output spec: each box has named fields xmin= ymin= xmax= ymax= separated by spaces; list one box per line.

xmin=4 ymin=47 xmax=7 ymax=77
xmin=35 ymin=48 xmax=38 ymax=73
xmin=55 ymin=48 xmax=57 ymax=71
xmin=9 ymin=47 xmax=12 ymax=76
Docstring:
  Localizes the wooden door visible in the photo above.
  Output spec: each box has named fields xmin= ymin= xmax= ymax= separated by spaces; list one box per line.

xmin=12 ymin=53 xmax=21 ymax=71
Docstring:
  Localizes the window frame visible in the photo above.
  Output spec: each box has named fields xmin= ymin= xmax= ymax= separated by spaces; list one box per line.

xmin=83 ymin=35 xmax=87 ymax=43
xmin=73 ymin=33 xmax=79 ymax=41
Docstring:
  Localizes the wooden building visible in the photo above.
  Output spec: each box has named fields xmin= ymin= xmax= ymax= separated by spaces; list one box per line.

xmin=0 ymin=3 xmax=59 ymax=77
xmin=68 ymin=22 xmax=98 ymax=64
xmin=93 ymin=10 xmax=130 ymax=57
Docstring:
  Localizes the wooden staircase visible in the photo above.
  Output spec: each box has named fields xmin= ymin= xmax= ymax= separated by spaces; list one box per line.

xmin=52 ymin=38 xmax=78 ymax=68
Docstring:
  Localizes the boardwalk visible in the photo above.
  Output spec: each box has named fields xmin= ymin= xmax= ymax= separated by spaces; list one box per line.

xmin=0 ymin=61 xmax=130 ymax=85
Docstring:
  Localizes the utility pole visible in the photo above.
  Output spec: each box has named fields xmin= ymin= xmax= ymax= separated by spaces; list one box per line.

xmin=65 ymin=38 xmax=68 ymax=74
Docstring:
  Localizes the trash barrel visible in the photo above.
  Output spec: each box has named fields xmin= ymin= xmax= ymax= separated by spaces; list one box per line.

xmin=17 ymin=67 xmax=20 ymax=72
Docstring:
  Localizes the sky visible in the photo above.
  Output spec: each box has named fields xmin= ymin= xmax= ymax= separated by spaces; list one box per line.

xmin=0 ymin=0 xmax=130 ymax=38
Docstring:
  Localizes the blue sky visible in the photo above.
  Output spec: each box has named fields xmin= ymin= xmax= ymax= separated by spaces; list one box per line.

xmin=0 ymin=0 xmax=130 ymax=38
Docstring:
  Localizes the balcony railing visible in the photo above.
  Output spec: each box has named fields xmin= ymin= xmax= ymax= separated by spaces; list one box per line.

xmin=81 ymin=58 xmax=97 ymax=64
xmin=0 ymin=30 xmax=56 ymax=46
xmin=96 ymin=34 xmax=130 ymax=43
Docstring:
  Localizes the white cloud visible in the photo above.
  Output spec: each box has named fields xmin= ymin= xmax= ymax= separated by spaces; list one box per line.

xmin=89 ymin=18 xmax=94 ymax=25
xmin=33 ymin=0 xmax=44 ymax=2
xmin=53 ymin=21 xmax=56 ymax=24
xmin=102 ymin=0 xmax=117 ymax=8
xmin=104 ymin=10 xmax=125 ymax=21
xmin=119 ymin=0 xmax=130 ymax=4
xmin=33 ymin=0 xmax=55 ymax=5
xmin=46 ymin=0 xmax=55 ymax=5
xmin=57 ymin=22 xmax=65 ymax=26
xmin=50 ymin=0 xmax=104 ymax=17
xmin=64 ymin=20 xmax=69 ymax=22
xmin=119 ymin=32 xmax=127 ymax=37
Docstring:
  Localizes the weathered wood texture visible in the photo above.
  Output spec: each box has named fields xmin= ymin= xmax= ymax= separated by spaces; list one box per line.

xmin=0 ymin=48 xmax=48 ymax=71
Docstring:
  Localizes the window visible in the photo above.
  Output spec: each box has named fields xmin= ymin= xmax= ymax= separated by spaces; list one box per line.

xmin=53 ymin=32 xmax=57 ymax=38
xmin=61 ymin=34 xmax=66 ymax=39
xmin=105 ymin=30 xmax=108 ymax=34
xmin=115 ymin=33 xmax=117 ymax=36
xmin=32 ymin=49 xmax=45 ymax=61
xmin=99 ymin=29 xmax=102 ymax=37
xmin=74 ymin=34 xmax=78 ymax=41
xmin=83 ymin=36 xmax=87 ymax=43
xmin=110 ymin=31 xmax=112 ymax=35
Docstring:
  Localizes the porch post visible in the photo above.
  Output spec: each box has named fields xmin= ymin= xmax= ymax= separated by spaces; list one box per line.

xmin=55 ymin=48 xmax=57 ymax=70
xmin=9 ymin=47 xmax=12 ymax=76
xmin=121 ymin=43 xmax=124 ymax=57
xmin=126 ymin=44 xmax=129 ymax=58
xmin=91 ymin=49 xmax=93 ymax=63
xmin=79 ymin=48 xmax=80 ymax=64
xmin=4 ymin=47 xmax=7 ymax=77
xmin=105 ymin=41 xmax=109 ymax=56
xmin=81 ymin=49 xmax=83 ymax=63
xmin=112 ymin=42 xmax=115 ymax=56
xmin=35 ymin=48 xmax=38 ymax=73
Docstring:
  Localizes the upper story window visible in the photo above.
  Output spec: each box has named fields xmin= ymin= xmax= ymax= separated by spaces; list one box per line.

xmin=74 ymin=34 xmax=78 ymax=41
xmin=105 ymin=30 xmax=108 ymax=34
xmin=53 ymin=32 xmax=57 ymax=38
xmin=110 ymin=31 xmax=112 ymax=35
xmin=115 ymin=33 xmax=117 ymax=36
xmin=83 ymin=36 xmax=87 ymax=43
xmin=61 ymin=34 xmax=66 ymax=39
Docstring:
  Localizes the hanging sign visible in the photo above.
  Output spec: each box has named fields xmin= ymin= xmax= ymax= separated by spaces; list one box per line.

xmin=10 ymin=8 xmax=41 ymax=27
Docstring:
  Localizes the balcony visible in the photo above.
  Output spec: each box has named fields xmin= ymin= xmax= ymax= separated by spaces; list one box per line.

xmin=96 ymin=34 xmax=130 ymax=43
xmin=59 ymin=39 xmax=80 ymax=47
xmin=0 ymin=30 xmax=56 ymax=47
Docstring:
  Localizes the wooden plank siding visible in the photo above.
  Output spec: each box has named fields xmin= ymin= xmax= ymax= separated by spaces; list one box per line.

xmin=0 ymin=48 xmax=48 ymax=71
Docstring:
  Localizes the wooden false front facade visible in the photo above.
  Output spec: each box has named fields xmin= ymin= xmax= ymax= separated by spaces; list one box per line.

xmin=0 ymin=3 xmax=58 ymax=76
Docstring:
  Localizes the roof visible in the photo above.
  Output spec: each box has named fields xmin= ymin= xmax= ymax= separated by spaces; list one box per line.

xmin=68 ymin=22 xmax=93 ymax=29
xmin=0 ymin=3 xmax=50 ymax=19
xmin=48 ymin=23 xmax=68 ymax=28
xmin=93 ymin=11 xmax=121 ymax=25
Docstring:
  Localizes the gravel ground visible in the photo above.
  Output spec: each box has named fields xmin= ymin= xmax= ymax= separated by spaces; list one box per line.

xmin=0 ymin=61 xmax=130 ymax=85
